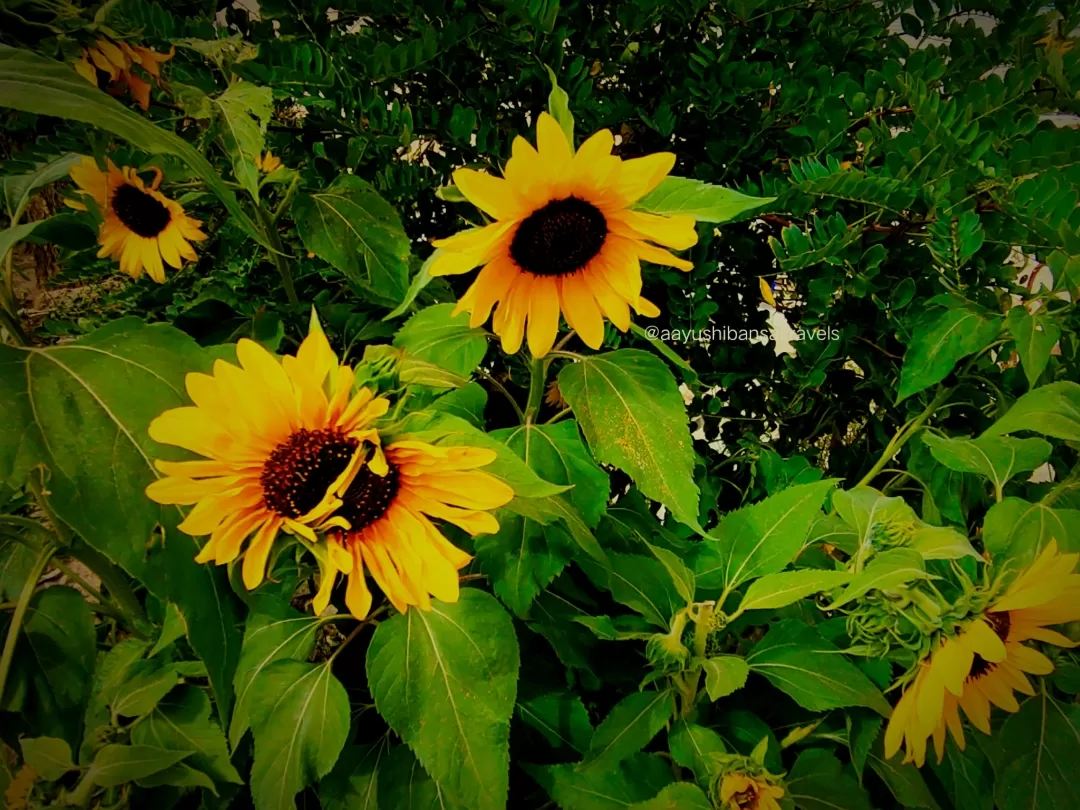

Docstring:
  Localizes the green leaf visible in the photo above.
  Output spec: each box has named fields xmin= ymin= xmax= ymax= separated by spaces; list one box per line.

xmin=510 ymin=491 xmax=608 ymax=563
xmin=393 ymin=303 xmax=487 ymax=377
xmin=210 ymin=80 xmax=272 ymax=199
xmin=293 ymin=175 xmax=410 ymax=305
xmin=643 ymin=540 xmax=695 ymax=606
xmin=134 ymin=762 xmax=216 ymax=792
xmin=148 ymin=602 xmax=187 ymax=657
xmin=923 ymin=433 xmax=1051 ymax=495
xmin=430 ymin=382 xmax=487 ymax=427
xmin=2 ymin=152 xmax=81 ymax=218
xmin=634 ymin=176 xmax=774 ymax=223
xmin=1007 ymin=307 xmax=1061 ymax=389
xmin=982 ymin=498 xmax=1080 ymax=571
xmin=526 ymin=753 xmax=673 ymax=810
xmin=994 ymin=691 xmax=1080 ymax=810
xmin=832 ymin=487 xmax=916 ymax=551
xmin=668 ymin=720 xmax=727 ymax=783
xmin=229 ymin=596 xmax=323 ymax=746
xmin=320 ymin=743 xmax=385 ymax=810
xmin=131 ymin=686 xmax=242 ymax=786
xmin=248 ymin=661 xmax=350 ymax=810
xmin=383 ymin=411 xmax=569 ymax=500
xmin=384 ymin=248 xmax=438 ymax=320
xmin=897 ymin=306 xmax=1001 ymax=401
xmin=81 ymin=638 xmax=150 ymax=763
xmin=867 ymin=749 xmax=942 ymax=809
xmin=557 ymin=350 xmax=700 ymax=531
xmin=544 ymin=65 xmax=574 ymax=147
xmin=908 ymin=525 xmax=982 ymax=561
xmin=580 ymin=552 xmax=683 ymax=627
xmin=377 ymin=746 xmax=444 ymax=810
xmin=493 ymin=420 xmax=609 ymax=527
xmin=0 ymin=319 xmax=243 ymax=724
xmin=0 ymin=537 xmax=35 ymax=601
xmin=0 ymin=219 xmax=51 ymax=263
xmin=518 ymin=691 xmax=594 ymax=754
xmin=702 ymin=656 xmax=749 ymax=701
xmin=827 ymin=549 xmax=928 ymax=609
xmin=110 ymin=660 xmax=181 ymax=718
xmin=0 ymin=46 xmax=267 ymax=247
xmin=787 ymin=748 xmax=873 ymax=810
xmin=89 ymin=744 xmax=192 ymax=788
xmin=628 ymin=782 xmax=712 ymax=810
xmin=474 ymin=509 xmax=574 ymax=616
xmin=367 ymin=589 xmax=519 ymax=810
xmin=581 ymin=689 xmax=673 ymax=769
xmin=983 ymin=381 xmax=1080 ymax=441
xmin=846 ymin=709 xmax=882 ymax=783
xmin=747 ymin=620 xmax=890 ymax=715
xmin=693 ymin=480 xmax=836 ymax=590
xmin=19 ymin=737 xmax=75 ymax=781
xmin=738 ymin=569 xmax=853 ymax=612
xmin=932 ymin=740 xmax=993 ymax=810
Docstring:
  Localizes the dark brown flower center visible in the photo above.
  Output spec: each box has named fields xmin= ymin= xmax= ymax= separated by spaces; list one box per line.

xmin=336 ymin=461 xmax=400 ymax=533
xmin=969 ymin=610 xmax=1012 ymax=680
xmin=112 ymin=182 xmax=171 ymax=237
xmin=509 ymin=195 xmax=607 ymax=276
xmin=261 ymin=428 xmax=358 ymax=518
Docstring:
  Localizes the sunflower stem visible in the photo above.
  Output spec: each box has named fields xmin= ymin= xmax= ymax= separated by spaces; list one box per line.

xmin=525 ymin=356 xmax=548 ymax=424
xmin=256 ymin=204 xmax=299 ymax=305
xmin=273 ymin=173 xmax=302 ymax=224
xmin=855 ymin=386 xmax=952 ymax=489
xmin=0 ymin=542 xmax=55 ymax=705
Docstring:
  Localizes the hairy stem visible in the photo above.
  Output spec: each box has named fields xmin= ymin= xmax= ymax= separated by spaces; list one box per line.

xmin=524 ymin=356 xmax=548 ymax=424
xmin=256 ymin=205 xmax=299 ymax=305
xmin=856 ymin=386 xmax=952 ymax=489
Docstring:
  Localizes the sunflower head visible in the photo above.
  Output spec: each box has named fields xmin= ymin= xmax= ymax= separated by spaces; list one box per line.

xmin=712 ymin=770 xmax=786 ymax=810
xmin=74 ymin=38 xmax=173 ymax=110
xmin=429 ymin=111 xmax=698 ymax=357
xmin=67 ymin=157 xmax=206 ymax=283
xmin=884 ymin=540 xmax=1080 ymax=767
xmin=145 ymin=313 xmax=512 ymax=619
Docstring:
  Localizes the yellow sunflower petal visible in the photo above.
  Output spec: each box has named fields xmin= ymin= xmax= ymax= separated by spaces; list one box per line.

xmin=345 ymin=546 xmax=374 ymax=619
xmin=452 ymin=168 xmax=524 ymax=220
xmin=559 ymin=274 xmax=605 ymax=349
xmin=527 ymin=276 xmax=561 ymax=357
xmin=535 ymin=111 xmax=573 ymax=168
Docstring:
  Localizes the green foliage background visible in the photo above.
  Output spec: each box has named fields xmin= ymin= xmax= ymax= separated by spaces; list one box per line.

xmin=1 ymin=1 xmax=1080 ymax=809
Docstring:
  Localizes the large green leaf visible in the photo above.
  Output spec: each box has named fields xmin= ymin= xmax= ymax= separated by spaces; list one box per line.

xmin=580 ymin=552 xmax=683 ymax=627
xmin=923 ymin=434 xmax=1051 ymax=496
xmin=2 ymin=587 xmax=96 ymax=746
xmin=89 ymin=744 xmax=193 ymax=788
xmin=248 ymin=660 xmax=350 ymax=810
xmin=692 ymin=480 xmax=836 ymax=590
xmin=628 ymin=782 xmax=712 ymax=810
xmin=518 ymin=691 xmax=594 ymax=754
xmin=702 ymin=655 xmax=749 ymax=701
xmin=493 ymin=420 xmax=609 ymax=528
xmin=1006 ymin=307 xmax=1061 ymax=389
xmin=2 ymin=152 xmax=81 ymax=218
xmin=110 ymin=659 xmax=181 ymax=718
xmin=131 ymin=686 xmax=242 ymax=787
xmin=0 ymin=46 xmax=266 ymax=246
xmin=393 ymin=303 xmax=487 ymax=377
xmin=367 ymin=589 xmax=519 ymax=810
xmin=581 ymin=689 xmax=674 ymax=769
xmin=787 ymin=748 xmax=874 ymax=810
xmin=932 ymin=740 xmax=993 ymax=810
xmin=668 ymin=720 xmax=727 ymax=783
xmin=19 ymin=737 xmax=76 ymax=781
xmin=746 ymin=620 xmax=890 ymax=715
xmin=868 ymin=750 xmax=941 ymax=809
xmin=229 ymin=595 xmax=323 ymax=746
xmin=983 ymin=381 xmax=1080 ymax=441
xmin=377 ymin=746 xmax=445 ymax=810
xmin=0 ymin=318 xmax=243 ymax=722
xmin=293 ymin=175 xmax=410 ymax=305
xmin=982 ymin=498 xmax=1080 ymax=570
xmin=474 ymin=509 xmax=574 ymax=616
xmin=994 ymin=691 xmax=1080 ymax=810
xmin=738 ymin=569 xmax=853 ymax=612
xmin=827 ymin=549 xmax=929 ymax=609
xmin=897 ymin=306 xmax=1001 ymax=401
xmin=526 ymin=752 xmax=673 ymax=810
xmin=634 ymin=176 xmax=774 ymax=223
xmin=320 ymin=743 xmax=385 ymax=810
xmin=210 ymin=80 xmax=272 ymax=199
xmin=557 ymin=350 xmax=700 ymax=531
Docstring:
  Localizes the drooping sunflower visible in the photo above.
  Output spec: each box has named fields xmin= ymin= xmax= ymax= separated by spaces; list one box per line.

xmin=74 ymin=38 xmax=173 ymax=110
xmin=885 ymin=539 xmax=1080 ymax=766
xmin=67 ymin=157 xmax=207 ymax=283
xmin=715 ymin=772 xmax=786 ymax=810
xmin=145 ymin=315 xmax=512 ymax=617
xmin=429 ymin=112 xmax=697 ymax=357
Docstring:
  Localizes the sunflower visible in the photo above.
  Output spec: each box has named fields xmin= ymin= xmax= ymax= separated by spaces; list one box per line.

xmin=429 ymin=112 xmax=697 ymax=357
xmin=67 ymin=157 xmax=207 ymax=282
xmin=884 ymin=540 xmax=1080 ymax=766
xmin=145 ymin=315 xmax=512 ymax=617
xmin=255 ymin=151 xmax=283 ymax=174
xmin=715 ymin=772 xmax=786 ymax=810
xmin=74 ymin=38 xmax=173 ymax=110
